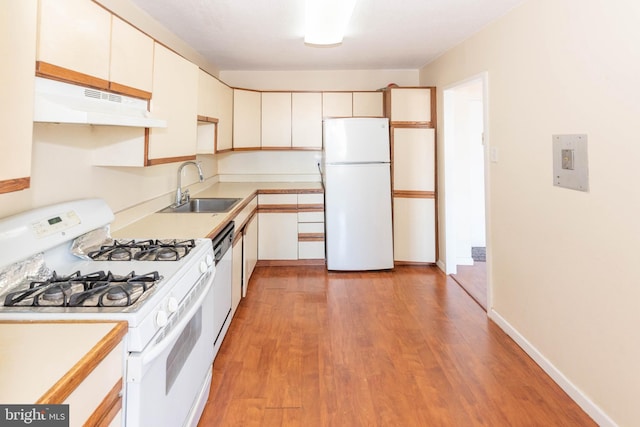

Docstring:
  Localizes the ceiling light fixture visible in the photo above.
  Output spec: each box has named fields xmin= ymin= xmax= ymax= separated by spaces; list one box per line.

xmin=304 ymin=0 xmax=358 ymax=46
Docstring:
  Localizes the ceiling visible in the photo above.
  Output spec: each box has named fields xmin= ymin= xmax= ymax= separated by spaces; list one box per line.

xmin=129 ymin=0 xmax=524 ymax=71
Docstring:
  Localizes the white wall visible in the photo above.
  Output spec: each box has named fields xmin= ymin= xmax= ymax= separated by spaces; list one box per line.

xmin=421 ymin=0 xmax=640 ymax=425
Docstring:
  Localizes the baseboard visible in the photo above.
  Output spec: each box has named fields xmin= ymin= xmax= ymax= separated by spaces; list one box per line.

xmin=489 ymin=309 xmax=617 ymax=427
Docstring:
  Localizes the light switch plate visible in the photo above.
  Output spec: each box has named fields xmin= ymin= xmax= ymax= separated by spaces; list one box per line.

xmin=552 ymin=134 xmax=589 ymax=191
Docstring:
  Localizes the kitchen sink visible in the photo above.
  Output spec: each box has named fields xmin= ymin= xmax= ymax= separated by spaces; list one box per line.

xmin=158 ymin=197 xmax=242 ymax=213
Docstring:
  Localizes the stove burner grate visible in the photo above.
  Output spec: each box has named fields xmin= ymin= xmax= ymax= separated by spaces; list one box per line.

xmin=88 ymin=239 xmax=196 ymax=262
xmin=4 ymin=271 xmax=161 ymax=307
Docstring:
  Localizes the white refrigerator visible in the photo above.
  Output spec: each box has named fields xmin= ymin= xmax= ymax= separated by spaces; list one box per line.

xmin=322 ymin=117 xmax=394 ymax=271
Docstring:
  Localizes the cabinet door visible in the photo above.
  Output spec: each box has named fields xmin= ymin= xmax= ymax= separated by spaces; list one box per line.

xmin=392 ymin=127 xmax=436 ymax=191
xmin=243 ymin=214 xmax=258 ymax=293
xmin=110 ymin=17 xmax=154 ymax=93
xmin=261 ymin=92 xmax=292 ymax=148
xmin=37 ymin=0 xmax=111 ymax=82
xmin=322 ymin=92 xmax=352 ymax=117
xmin=233 ymin=89 xmax=261 ymax=149
xmin=393 ymin=197 xmax=436 ymax=263
xmin=197 ymin=69 xmax=217 ymax=118
xmin=0 ymin=0 xmax=36 ymax=194
xmin=292 ymin=92 xmax=322 ymax=149
xmin=389 ymin=88 xmax=432 ymax=123
xmin=232 ymin=237 xmax=243 ymax=315
xmin=353 ymin=92 xmax=383 ymax=117
xmin=147 ymin=44 xmax=198 ymax=163
xmin=216 ymin=82 xmax=234 ymax=151
xmin=258 ymin=212 xmax=298 ymax=260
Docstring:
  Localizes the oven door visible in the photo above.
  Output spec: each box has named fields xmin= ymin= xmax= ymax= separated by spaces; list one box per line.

xmin=125 ymin=270 xmax=215 ymax=427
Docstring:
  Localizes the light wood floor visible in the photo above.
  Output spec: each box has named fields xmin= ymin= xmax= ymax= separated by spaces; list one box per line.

xmin=198 ymin=265 xmax=594 ymax=426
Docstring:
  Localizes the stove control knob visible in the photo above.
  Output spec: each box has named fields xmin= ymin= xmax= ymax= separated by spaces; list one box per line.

xmin=205 ymin=254 xmax=214 ymax=266
xmin=156 ymin=310 xmax=168 ymax=327
xmin=199 ymin=260 xmax=208 ymax=274
xmin=167 ymin=297 xmax=179 ymax=313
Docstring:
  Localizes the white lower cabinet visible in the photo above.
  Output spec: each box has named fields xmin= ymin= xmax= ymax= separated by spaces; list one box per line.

xmin=243 ymin=214 xmax=258 ymax=294
xmin=393 ymin=197 xmax=436 ymax=263
xmin=258 ymin=212 xmax=298 ymax=260
xmin=232 ymin=235 xmax=243 ymax=316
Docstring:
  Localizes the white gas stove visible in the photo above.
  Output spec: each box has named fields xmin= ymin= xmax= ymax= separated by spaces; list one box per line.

xmin=0 ymin=198 xmax=219 ymax=427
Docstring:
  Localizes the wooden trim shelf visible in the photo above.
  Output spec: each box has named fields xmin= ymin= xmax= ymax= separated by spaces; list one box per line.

xmin=197 ymin=115 xmax=219 ymax=123
xmin=258 ymin=188 xmax=324 ymax=195
xmin=256 ymin=259 xmax=325 ymax=267
xmin=390 ymin=122 xmax=435 ymax=128
xmin=298 ymin=204 xmax=324 ymax=212
xmin=393 ymin=190 xmax=436 ymax=199
xmin=0 ymin=177 xmax=30 ymax=194
xmin=36 ymin=62 xmax=152 ymax=100
xmin=298 ymin=233 xmax=324 ymax=242
xmin=145 ymin=155 xmax=197 ymax=167
xmin=258 ymin=205 xmax=298 ymax=213
xmin=84 ymin=379 xmax=122 ymax=427
xmin=109 ymin=82 xmax=151 ymax=100
xmin=36 ymin=61 xmax=109 ymax=91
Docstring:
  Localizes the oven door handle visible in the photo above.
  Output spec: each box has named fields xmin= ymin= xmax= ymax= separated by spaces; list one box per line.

xmin=127 ymin=275 xmax=214 ymax=382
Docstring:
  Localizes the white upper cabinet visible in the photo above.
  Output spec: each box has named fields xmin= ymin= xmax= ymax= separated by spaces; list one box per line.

xmin=0 ymin=0 xmax=36 ymax=194
xmin=233 ymin=89 xmax=261 ymax=149
xmin=110 ymin=17 xmax=154 ymax=93
xmin=389 ymin=87 xmax=432 ymax=123
xmin=353 ymin=92 xmax=384 ymax=117
xmin=198 ymin=70 xmax=233 ymax=152
xmin=261 ymin=92 xmax=292 ymax=148
xmin=37 ymin=0 xmax=111 ymax=82
xmin=147 ymin=43 xmax=198 ymax=163
xmin=322 ymin=92 xmax=352 ymax=117
xmin=215 ymin=82 xmax=234 ymax=151
xmin=197 ymin=69 xmax=217 ymax=118
xmin=393 ymin=128 xmax=436 ymax=192
xmin=292 ymin=92 xmax=322 ymax=149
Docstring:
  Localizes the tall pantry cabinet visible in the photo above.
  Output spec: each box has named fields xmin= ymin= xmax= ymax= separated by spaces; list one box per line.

xmin=385 ymin=87 xmax=437 ymax=264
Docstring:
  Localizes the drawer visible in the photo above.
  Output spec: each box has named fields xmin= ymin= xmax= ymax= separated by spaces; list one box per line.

xmin=298 ymin=193 xmax=324 ymax=205
xmin=298 ymin=241 xmax=325 ymax=259
xmin=298 ymin=211 xmax=324 ymax=223
xmin=299 ymin=222 xmax=324 ymax=234
xmin=258 ymin=193 xmax=297 ymax=205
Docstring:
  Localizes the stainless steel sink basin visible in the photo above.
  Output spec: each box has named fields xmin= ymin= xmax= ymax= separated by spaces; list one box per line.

xmin=158 ymin=197 xmax=242 ymax=213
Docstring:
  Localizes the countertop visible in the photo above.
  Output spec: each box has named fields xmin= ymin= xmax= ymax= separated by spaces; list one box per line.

xmin=113 ymin=181 xmax=322 ymax=239
xmin=0 ymin=321 xmax=127 ymax=404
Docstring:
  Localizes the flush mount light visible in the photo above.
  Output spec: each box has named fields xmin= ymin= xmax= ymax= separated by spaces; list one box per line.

xmin=304 ymin=0 xmax=358 ymax=46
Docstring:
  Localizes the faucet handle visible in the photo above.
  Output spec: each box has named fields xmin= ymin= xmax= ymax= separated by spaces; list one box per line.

xmin=182 ymin=189 xmax=190 ymax=203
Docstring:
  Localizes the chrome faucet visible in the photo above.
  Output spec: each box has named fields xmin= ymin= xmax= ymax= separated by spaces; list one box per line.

xmin=175 ymin=161 xmax=204 ymax=206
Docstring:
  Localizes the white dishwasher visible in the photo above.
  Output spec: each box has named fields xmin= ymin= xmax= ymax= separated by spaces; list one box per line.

xmin=211 ymin=221 xmax=234 ymax=361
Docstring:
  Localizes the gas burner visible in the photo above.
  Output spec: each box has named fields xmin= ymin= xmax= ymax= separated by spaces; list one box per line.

xmin=88 ymin=239 xmax=196 ymax=261
xmin=41 ymin=283 xmax=72 ymax=302
xmin=4 ymin=271 xmax=161 ymax=308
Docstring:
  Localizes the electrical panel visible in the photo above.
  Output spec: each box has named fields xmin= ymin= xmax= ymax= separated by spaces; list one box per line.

xmin=552 ymin=134 xmax=589 ymax=192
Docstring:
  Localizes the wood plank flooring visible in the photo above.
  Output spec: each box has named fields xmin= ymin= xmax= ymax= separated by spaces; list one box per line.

xmin=198 ymin=265 xmax=594 ymax=426
xmin=451 ymin=262 xmax=487 ymax=310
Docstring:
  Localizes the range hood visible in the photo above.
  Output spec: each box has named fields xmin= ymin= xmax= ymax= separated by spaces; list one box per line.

xmin=34 ymin=77 xmax=167 ymax=128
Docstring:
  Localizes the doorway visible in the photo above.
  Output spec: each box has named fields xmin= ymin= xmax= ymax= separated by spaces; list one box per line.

xmin=442 ymin=74 xmax=489 ymax=311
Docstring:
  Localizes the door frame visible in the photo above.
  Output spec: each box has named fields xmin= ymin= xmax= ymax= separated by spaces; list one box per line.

xmin=441 ymin=71 xmax=492 ymax=310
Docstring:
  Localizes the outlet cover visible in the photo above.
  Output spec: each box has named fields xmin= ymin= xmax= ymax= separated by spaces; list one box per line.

xmin=552 ymin=134 xmax=589 ymax=191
